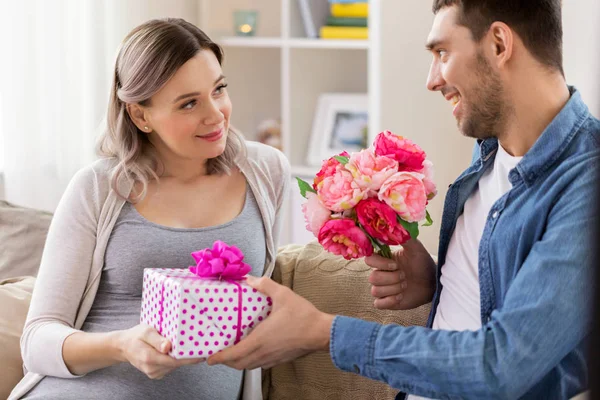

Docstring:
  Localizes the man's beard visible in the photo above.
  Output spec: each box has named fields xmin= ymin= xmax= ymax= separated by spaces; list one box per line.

xmin=459 ymin=51 xmax=512 ymax=140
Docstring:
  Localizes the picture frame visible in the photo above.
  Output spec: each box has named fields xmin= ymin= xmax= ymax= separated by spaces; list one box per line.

xmin=306 ymin=93 xmax=369 ymax=167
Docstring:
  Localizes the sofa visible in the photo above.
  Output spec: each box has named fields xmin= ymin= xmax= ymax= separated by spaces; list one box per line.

xmin=0 ymin=199 xmax=430 ymax=399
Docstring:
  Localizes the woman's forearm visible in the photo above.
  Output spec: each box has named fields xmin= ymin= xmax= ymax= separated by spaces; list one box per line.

xmin=62 ymin=330 xmax=125 ymax=375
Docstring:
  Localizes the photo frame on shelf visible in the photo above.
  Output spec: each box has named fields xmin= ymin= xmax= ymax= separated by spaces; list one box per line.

xmin=306 ymin=93 xmax=369 ymax=167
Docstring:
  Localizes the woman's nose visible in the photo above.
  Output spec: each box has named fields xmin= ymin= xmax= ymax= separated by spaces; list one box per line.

xmin=202 ymin=100 xmax=225 ymax=125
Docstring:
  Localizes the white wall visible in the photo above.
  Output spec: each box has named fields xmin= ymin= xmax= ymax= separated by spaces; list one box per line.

xmin=380 ymin=0 xmax=474 ymax=254
xmin=563 ymin=0 xmax=600 ymax=116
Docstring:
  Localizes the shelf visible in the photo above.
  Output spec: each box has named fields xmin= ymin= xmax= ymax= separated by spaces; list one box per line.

xmin=200 ymin=0 xmax=382 ymax=247
xmin=288 ymin=38 xmax=370 ymax=50
xmin=291 ymin=165 xmax=319 ymax=177
xmin=219 ymin=37 xmax=370 ymax=50
xmin=219 ymin=37 xmax=283 ymax=48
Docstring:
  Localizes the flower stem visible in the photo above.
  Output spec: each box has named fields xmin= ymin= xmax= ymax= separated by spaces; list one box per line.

xmin=377 ymin=244 xmax=393 ymax=259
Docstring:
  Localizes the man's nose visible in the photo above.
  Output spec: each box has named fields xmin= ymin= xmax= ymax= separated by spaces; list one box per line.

xmin=426 ymin=61 xmax=445 ymax=92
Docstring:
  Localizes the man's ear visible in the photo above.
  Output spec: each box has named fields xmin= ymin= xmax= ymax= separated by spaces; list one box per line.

xmin=488 ymin=21 xmax=514 ymax=69
xmin=126 ymin=103 xmax=152 ymax=133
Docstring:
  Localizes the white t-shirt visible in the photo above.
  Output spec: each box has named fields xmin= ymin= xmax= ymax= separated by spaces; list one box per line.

xmin=407 ymin=145 xmax=522 ymax=400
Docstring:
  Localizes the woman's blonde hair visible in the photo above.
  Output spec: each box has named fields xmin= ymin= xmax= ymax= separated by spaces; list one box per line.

xmin=97 ymin=18 xmax=246 ymax=201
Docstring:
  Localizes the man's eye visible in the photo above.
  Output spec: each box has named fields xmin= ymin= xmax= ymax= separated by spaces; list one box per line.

xmin=214 ymin=83 xmax=228 ymax=95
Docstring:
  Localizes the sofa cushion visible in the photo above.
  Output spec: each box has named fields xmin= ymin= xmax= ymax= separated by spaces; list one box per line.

xmin=0 ymin=200 xmax=52 ymax=280
xmin=266 ymin=241 xmax=431 ymax=400
xmin=0 ymin=276 xmax=35 ymax=400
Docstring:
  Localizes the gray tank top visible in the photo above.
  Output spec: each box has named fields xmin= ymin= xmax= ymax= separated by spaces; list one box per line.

xmin=24 ymin=188 xmax=266 ymax=400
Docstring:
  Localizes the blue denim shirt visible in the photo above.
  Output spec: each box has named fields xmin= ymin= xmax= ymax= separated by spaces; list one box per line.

xmin=329 ymin=88 xmax=600 ymax=399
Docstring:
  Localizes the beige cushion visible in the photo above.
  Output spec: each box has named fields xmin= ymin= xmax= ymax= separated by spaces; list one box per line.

xmin=0 ymin=200 xmax=52 ymax=280
xmin=265 ymin=241 xmax=431 ymax=400
xmin=0 ymin=276 xmax=35 ymax=400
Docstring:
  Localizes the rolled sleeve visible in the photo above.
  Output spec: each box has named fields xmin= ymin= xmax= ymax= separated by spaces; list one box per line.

xmin=21 ymin=322 xmax=83 ymax=378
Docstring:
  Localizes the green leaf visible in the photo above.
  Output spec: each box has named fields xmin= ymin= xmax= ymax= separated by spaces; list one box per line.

xmin=334 ymin=155 xmax=350 ymax=165
xmin=398 ymin=216 xmax=420 ymax=240
xmin=422 ymin=210 xmax=433 ymax=227
xmin=296 ymin=177 xmax=316 ymax=199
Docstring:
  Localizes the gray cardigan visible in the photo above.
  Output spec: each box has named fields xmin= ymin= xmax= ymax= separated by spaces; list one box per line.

xmin=10 ymin=141 xmax=290 ymax=400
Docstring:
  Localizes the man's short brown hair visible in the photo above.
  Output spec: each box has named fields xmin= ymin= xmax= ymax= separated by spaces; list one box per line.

xmin=432 ymin=0 xmax=564 ymax=75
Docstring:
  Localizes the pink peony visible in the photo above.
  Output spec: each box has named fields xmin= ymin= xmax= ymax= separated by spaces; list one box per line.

xmin=378 ymin=171 xmax=428 ymax=222
xmin=373 ymin=131 xmax=426 ymax=170
xmin=346 ymin=149 xmax=399 ymax=195
xmin=189 ymin=241 xmax=251 ymax=279
xmin=313 ymin=151 xmax=349 ymax=190
xmin=318 ymin=218 xmax=374 ymax=260
xmin=302 ymin=192 xmax=331 ymax=237
xmin=355 ymin=198 xmax=411 ymax=245
xmin=317 ymin=169 xmax=366 ymax=212
xmin=418 ymin=159 xmax=437 ymax=200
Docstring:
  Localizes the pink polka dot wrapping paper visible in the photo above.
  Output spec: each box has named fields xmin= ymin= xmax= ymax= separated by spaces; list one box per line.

xmin=140 ymin=268 xmax=272 ymax=359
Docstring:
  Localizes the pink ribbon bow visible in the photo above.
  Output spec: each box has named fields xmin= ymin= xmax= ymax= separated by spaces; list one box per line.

xmin=185 ymin=241 xmax=251 ymax=345
xmin=189 ymin=241 xmax=251 ymax=280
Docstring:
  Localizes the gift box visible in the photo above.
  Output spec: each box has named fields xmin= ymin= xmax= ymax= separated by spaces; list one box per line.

xmin=140 ymin=241 xmax=272 ymax=359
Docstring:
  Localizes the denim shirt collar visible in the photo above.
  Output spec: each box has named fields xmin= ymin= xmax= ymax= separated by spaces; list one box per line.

xmin=476 ymin=87 xmax=590 ymax=186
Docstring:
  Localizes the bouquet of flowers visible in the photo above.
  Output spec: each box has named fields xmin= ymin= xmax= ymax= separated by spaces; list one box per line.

xmin=297 ymin=130 xmax=437 ymax=260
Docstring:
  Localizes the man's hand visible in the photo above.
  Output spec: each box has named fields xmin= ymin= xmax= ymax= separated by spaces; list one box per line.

xmin=207 ymin=276 xmax=334 ymax=370
xmin=366 ymin=239 xmax=436 ymax=310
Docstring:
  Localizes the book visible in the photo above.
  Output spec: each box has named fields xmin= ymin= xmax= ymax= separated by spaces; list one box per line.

xmin=331 ymin=3 xmax=369 ymax=18
xmin=298 ymin=0 xmax=317 ymax=38
xmin=326 ymin=16 xmax=368 ymax=27
xmin=320 ymin=26 xmax=368 ymax=40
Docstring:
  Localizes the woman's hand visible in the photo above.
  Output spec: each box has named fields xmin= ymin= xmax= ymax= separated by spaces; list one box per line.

xmin=116 ymin=324 xmax=203 ymax=379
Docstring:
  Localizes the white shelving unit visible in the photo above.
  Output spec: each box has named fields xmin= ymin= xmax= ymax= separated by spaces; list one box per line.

xmin=219 ymin=36 xmax=370 ymax=49
xmin=198 ymin=0 xmax=382 ymax=245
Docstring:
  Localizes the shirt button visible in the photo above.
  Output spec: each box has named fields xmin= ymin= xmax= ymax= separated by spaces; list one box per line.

xmin=353 ymin=364 xmax=361 ymax=373
xmin=492 ymin=211 xmax=499 ymax=219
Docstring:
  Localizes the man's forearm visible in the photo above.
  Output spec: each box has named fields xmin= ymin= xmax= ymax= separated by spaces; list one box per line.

xmin=329 ymin=317 xmax=502 ymax=399
xmin=314 ymin=313 xmax=335 ymax=351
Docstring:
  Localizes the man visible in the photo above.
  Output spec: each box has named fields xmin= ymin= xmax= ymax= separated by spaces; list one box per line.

xmin=209 ymin=1 xmax=600 ymax=398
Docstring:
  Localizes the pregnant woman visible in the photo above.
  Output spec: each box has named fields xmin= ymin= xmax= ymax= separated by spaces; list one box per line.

xmin=10 ymin=18 xmax=289 ymax=400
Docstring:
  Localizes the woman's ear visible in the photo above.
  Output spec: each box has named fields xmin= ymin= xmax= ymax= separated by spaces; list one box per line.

xmin=126 ymin=103 xmax=152 ymax=133
xmin=488 ymin=21 xmax=514 ymax=69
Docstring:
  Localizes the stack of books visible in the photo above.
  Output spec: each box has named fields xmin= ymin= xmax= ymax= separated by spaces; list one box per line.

xmin=320 ymin=0 xmax=368 ymax=40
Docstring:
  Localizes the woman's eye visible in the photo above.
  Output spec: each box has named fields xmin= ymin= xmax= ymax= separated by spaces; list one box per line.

xmin=214 ymin=83 xmax=228 ymax=95
xmin=181 ymin=100 xmax=196 ymax=110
